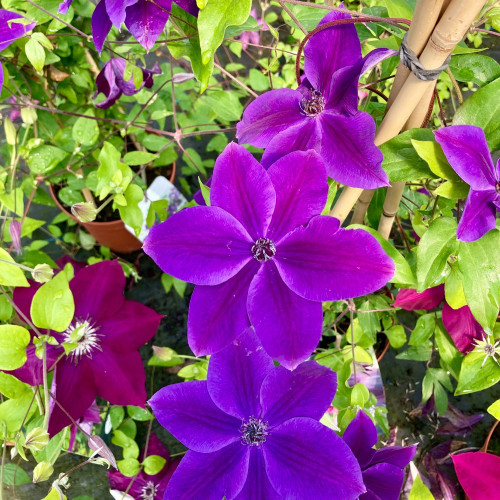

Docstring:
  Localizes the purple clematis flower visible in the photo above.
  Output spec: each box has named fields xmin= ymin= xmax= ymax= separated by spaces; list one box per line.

xmin=11 ymin=261 xmax=162 ymax=436
xmin=236 ymin=9 xmax=395 ymax=189
xmin=108 ymin=434 xmax=179 ymax=500
xmin=343 ymin=410 xmax=416 ymax=500
xmin=149 ymin=330 xmax=365 ymax=500
xmin=59 ymin=0 xmax=198 ymax=53
xmin=93 ymin=58 xmax=161 ymax=109
xmin=452 ymin=452 xmax=500 ymax=500
xmin=0 ymin=10 xmax=36 ymax=93
xmin=435 ymin=125 xmax=500 ymax=242
xmin=394 ymin=286 xmax=485 ymax=354
xmin=144 ymin=143 xmax=394 ymax=369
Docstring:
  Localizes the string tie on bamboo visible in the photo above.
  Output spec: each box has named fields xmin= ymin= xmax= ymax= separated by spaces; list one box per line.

xmin=399 ymin=33 xmax=451 ymax=81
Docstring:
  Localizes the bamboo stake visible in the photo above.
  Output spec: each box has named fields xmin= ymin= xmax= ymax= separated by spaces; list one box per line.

xmin=330 ymin=0 xmax=486 ymax=225
xmin=351 ymin=189 xmax=375 ymax=224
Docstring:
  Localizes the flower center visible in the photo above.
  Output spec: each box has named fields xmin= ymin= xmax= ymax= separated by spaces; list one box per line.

xmin=251 ymin=238 xmax=276 ymax=262
xmin=62 ymin=318 xmax=102 ymax=360
xmin=140 ymin=481 xmax=158 ymax=500
xmin=484 ymin=343 xmax=496 ymax=356
xmin=300 ymin=90 xmax=326 ymax=117
xmin=240 ymin=416 xmax=269 ymax=446
xmin=496 ymin=181 xmax=500 ymax=194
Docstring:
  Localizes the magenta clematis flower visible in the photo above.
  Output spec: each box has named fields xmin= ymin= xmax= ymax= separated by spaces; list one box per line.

xmin=11 ymin=261 xmax=162 ymax=436
xmin=394 ymin=286 xmax=485 ymax=354
xmin=236 ymin=9 xmax=395 ymax=189
xmin=0 ymin=10 xmax=36 ymax=93
xmin=60 ymin=0 xmax=198 ymax=52
xmin=93 ymin=58 xmax=161 ymax=109
xmin=144 ymin=144 xmax=394 ymax=369
xmin=452 ymin=452 xmax=500 ymax=500
xmin=68 ymin=401 xmax=101 ymax=451
xmin=435 ymin=125 xmax=500 ymax=242
xmin=149 ymin=330 xmax=365 ymax=500
xmin=108 ymin=434 xmax=179 ymax=500
xmin=343 ymin=410 xmax=416 ymax=500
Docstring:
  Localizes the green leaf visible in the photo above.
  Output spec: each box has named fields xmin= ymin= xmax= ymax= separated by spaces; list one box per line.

xmin=385 ymin=325 xmax=406 ymax=348
xmin=457 ymin=230 xmax=500 ymax=333
xmin=381 ymin=129 xmax=437 ymax=182
xmin=109 ymin=406 xmax=124 ymax=429
xmin=396 ymin=341 xmax=432 ymax=361
xmin=123 ymin=151 xmax=158 ymax=166
xmin=434 ymin=180 xmax=469 ymax=199
xmin=118 ymin=184 xmax=144 ymax=236
xmin=127 ymin=406 xmax=153 ymax=421
xmin=416 ymin=217 xmax=457 ymax=291
xmin=117 ymin=458 xmax=140 ymax=477
xmin=410 ymin=140 xmax=460 ymax=181
xmin=1 ymin=463 xmax=31 ymax=485
xmin=487 ymin=399 xmax=500 ymax=420
xmin=198 ymin=0 xmax=252 ymax=65
xmin=444 ymin=264 xmax=467 ymax=310
xmin=0 ymin=248 xmax=29 ymax=287
xmin=203 ymin=91 xmax=243 ymax=121
xmin=25 ymin=38 xmax=45 ymax=72
xmin=455 ymin=351 xmax=500 ymax=395
xmin=112 ymin=430 xmax=140 ymax=460
xmin=143 ymin=455 xmax=166 ymax=475
xmin=382 ymin=0 xmax=414 ymax=18
xmin=30 ymin=271 xmax=75 ymax=332
xmin=348 ymin=225 xmax=416 ymax=287
xmin=453 ymin=77 xmax=500 ymax=150
xmin=72 ymin=113 xmax=99 ymax=147
xmin=27 ymin=145 xmax=69 ymax=175
xmin=434 ymin=321 xmax=462 ymax=380
xmin=409 ymin=472 xmax=434 ymax=500
xmin=0 ymin=325 xmax=30 ymax=370
xmin=409 ymin=313 xmax=436 ymax=346
xmin=449 ymin=54 xmax=500 ymax=87
xmin=351 ymin=383 xmax=370 ymax=407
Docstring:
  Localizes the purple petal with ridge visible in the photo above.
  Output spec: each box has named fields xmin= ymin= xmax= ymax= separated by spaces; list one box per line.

xmin=211 ymin=143 xmax=276 ymax=240
xmin=343 ymin=410 xmax=377 ymax=468
xmin=393 ymin=285 xmax=445 ymax=310
xmin=275 ymin=216 xmax=395 ymax=301
xmin=267 ymin=150 xmax=327 ymax=241
xmin=174 ymin=0 xmax=199 ymax=17
xmin=92 ymin=1 xmax=113 ymax=53
xmin=235 ymin=448 xmax=278 ymax=500
xmin=361 ymin=463 xmax=405 ymax=500
xmin=105 ymin=0 xmax=137 ymax=27
xmin=143 ymin=206 xmax=253 ymax=286
xmin=149 ymin=381 xmax=240 ymax=453
xmin=264 ymin=417 xmax=365 ymax=500
xmin=247 ymin=262 xmax=323 ymax=370
xmin=260 ymin=361 xmax=337 ymax=426
xmin=442 ymin=302 xmax=485 ymax=354
xmin=207 ymin=329 xmax=273 ymax=420
xmin=456 ymin=189 xmax=497 ymax=242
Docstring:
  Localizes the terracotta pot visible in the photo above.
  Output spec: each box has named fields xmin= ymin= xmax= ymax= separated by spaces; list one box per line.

xmin=49 ymin=162 xmax=176 ymax=253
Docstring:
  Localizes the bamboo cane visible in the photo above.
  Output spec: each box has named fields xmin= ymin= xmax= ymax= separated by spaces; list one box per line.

xmin=330 ymin=0 xmax=486 ymax=225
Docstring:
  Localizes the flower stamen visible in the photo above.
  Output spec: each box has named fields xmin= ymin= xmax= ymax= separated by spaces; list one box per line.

xmin=62 ymin=318 xmax=102 ymax=361
xmin=472 ymin=335 xmax=500 ymax=368
xmin=140 ymin=481 xmax=158 ymax=500
xmin=300 ymin=90 xmax=326 ymax=117
xmin=240 ymin=416 xmax=269 ymax=446
xmin=252 ymin=238 xmax=276 ymax=262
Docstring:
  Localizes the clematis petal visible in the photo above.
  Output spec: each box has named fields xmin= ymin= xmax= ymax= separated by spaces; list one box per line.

xmin=58 ymin=0 xmax=73 ymax=14
xmin=99 ymin=300 xmax=162 ymax=352
xmin=452 ymin=452 xmax=500 ymax=500
xmin=361 ymin=463 xmax=405 ymax=500
xmin=442 ymin=302 xmax=485 ymax=354
xmin=370 ymin=445 xmax=417 ymax=469
xmin=207 ymin=329 xmax=273 ymax=420
xmin=105 ymin=0 xmax=137 ymax=28
xmin=247 ymin=262 xmax=323 ymax=370
xmin=92 ymin=1 xmax=113 ymax=53
xmin=7 ymin=345 xmax=59 ymax=387
xmin=0 ymin=64 xmax=3 ymax=95
xmin=456 ymin=190 xmax=497 ymax=242
xmin=435 ymin=125 xmax=497 ymax=190
xmin=304 ymin=10 xmax=361 ymax=102
xmin=235 ymin=448 xmax=278 ymax=500
xmin=48 ymin=359 xmax=97 ymax=436
xmin=93 ymin=350 xmax=147 ymax=407
xmin=267 ymin=150 xmax=328 ymax=241
xmin=236 ymin=89 xmax=305 ymax=148
xmin=276 ymin=216 xmax=395 ymax=302
xmin=211 ymin=143 xmax=276 ymax=240
xmin=93 ymin=59 xmax=124 ymax=109
xmin=187 ymin=260 xmax=258 ymax=356
xmin=260 ymin=361 xmax=337 ymax=426
xmin=343 ymin=410 xmax=377 ymax=468
xmin=13 ymin=281 xmax=40 ymax=322
xmin=174 ymin=0 xmax=199 ymax=17
xmin=149 ymin=381 xmax=240 ymax=453
xmin=125 ymin=0 xmax=172 ymax=51
xmin=165 ymin=445 xmax=249 ymax=500
xmin=319 ymin=111 xmax=389 ymax=188
xmin=0 ymin=11 xmax=36 ymax=52
xmin=70 ymin=261 xmax=126 ymax=322
xmin=394 ymin=285 xmax=445 ymax=310
xmin=264 ymin=417 xmax=365 ymax=500
xmin=260 ymin=117 xmax=322 ymax=169
xmin=143 ymin=206 xmax=253 ymax=286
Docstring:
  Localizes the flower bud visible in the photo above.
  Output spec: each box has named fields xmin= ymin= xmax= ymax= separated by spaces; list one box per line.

xmin=31 ymin=264 xmax=53 ymax=283
xmin=25 ymin=427 xmax=49 ymax=452
xmin=4 ymin=118 xmax=17 ymax=146
xmin=32 ymin=461 xmax=53 ymax=483
xmin=71 ymin=202 xmax=97 ymax=223
xmin=20 ymin=107 xmax=37 ymax=125
xmin=9 ymin=220 xmax=22 ymax=255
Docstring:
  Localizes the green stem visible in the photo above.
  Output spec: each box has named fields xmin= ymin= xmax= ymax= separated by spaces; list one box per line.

xmin=42 ymin=342 xmax=50 ymax=430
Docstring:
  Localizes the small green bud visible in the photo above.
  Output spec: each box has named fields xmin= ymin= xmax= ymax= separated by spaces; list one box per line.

xmin=33 ymin=461 xmax=53 ymax=483
xmin=71 ymin=202 xmax=97 ymax=223
xmin=31 ymin=264 xmax=53 ymax=283
xmin=4 ymin=118 xmax=17 ymax=146
xmin=25 ymin=427 xmax=50 ymax=452
xmin=20 ymin=107 xmax=37 ymax=125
